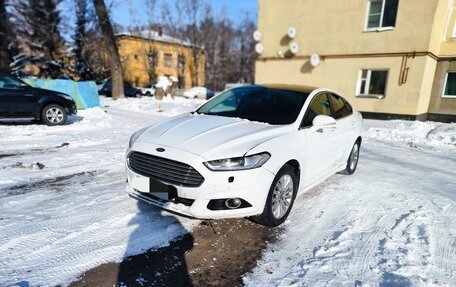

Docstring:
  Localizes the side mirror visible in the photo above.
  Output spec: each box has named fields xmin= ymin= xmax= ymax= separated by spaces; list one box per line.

xmin=312 ymin=115 xmax=336 ymax=127
xmin=19 ymin=83 xmax=30 ymax=91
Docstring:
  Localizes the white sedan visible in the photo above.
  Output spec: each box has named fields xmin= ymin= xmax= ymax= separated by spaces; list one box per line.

xmin=125 ymin=84 xmax=363 ymax=226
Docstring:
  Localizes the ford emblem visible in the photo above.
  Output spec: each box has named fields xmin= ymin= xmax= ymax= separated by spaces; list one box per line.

xmin=156 ymin=148 xmax=165 ymax=152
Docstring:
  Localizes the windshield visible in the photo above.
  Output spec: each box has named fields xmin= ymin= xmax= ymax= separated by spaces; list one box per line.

xmin=196 ymin=87 xmax=309 ymax=125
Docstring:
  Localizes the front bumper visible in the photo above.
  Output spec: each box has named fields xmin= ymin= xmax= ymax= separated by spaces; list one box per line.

xmin=67 ymin=101 xmax=77 ymax=115
xmin=125 ymin=142 xmax=275 ymax=219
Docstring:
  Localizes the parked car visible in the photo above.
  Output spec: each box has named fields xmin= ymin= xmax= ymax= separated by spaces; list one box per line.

xmin=0 ymin=72 xmax=77 ymax=126
xmin=99 ymin=81 xmax=142 ymax=98
xmin=182 ymin=86 xmax=215 ymax=100
xmin=140 ymin=84 xmax=155 ymax=97
xmin=125 ymin=84 xmax=363 ymax=227
xmin=95 ymin=79 xmax=108 ymax=92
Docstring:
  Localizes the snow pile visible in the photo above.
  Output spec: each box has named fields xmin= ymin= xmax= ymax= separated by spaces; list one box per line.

xmin=102 ymin=96 xmax=205 ymax=117
xmin=245 ymin=139 xmax=456 ymax=286
xmin=364 ymin=120 xmax=456 ymax=147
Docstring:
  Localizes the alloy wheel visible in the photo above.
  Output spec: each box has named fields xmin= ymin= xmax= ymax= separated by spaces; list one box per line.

xmin=271 ymin=174 xmax=294 ymax=219
xmin=349 ymin=143 xmax=359 ymax=171
xmin=45 ymin=108 xmax=64 ymax=124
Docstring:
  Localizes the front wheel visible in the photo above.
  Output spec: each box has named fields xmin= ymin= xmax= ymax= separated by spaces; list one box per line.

xmin=41 ymin=104 xmax=67 ymax=126
xmin=253 ymin=165 xmax=298 ymax=227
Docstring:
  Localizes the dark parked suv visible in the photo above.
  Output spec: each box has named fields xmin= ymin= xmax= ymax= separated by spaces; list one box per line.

xmin=99 ymin=81 xmax=142 ymax=97
xmin=0 ymin=72 xmax=77 ymax=125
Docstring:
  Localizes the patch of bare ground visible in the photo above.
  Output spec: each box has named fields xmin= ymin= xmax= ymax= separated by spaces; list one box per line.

xmin=70 ymin=218 xmax=281 ymax=287
xmin=5 ymin=171 xmax=98 ymax=196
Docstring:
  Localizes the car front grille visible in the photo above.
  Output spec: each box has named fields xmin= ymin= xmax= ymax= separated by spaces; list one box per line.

xmin=128 ymin=151 xmax=204 ymax=187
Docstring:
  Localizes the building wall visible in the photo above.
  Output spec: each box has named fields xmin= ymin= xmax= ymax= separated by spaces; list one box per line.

xmin=438 ymin=0 xmax=456 ymax=56
xmin=117 ymin=36 xmax=205 ymax=89
xmin=428 ymin=61 xmax=456 ymax=115
xmin=256 ymin=0 xmax=456 ymax=119
xmin=257 ymin=55 xmax=429 ymax=115
xmin=257 ymin=0 xmax=439 ymax=57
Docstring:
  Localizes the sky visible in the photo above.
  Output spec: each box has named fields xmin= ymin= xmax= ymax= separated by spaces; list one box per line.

xmin=109 ymin=0 xmax=258 ymax=29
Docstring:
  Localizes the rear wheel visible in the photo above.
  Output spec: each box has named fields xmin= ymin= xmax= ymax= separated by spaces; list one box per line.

xmin=145 ymin=92 xmax=151 ymax=97
xmin=135 ymin=92 xmax=141 ymax=98
xmin=340 ymin=140 xmax=361 ymax=175
xmin=253 ymin=165 xmax=298 ymax=227
xmin=41 ymin=104 xmax=67 ymax=126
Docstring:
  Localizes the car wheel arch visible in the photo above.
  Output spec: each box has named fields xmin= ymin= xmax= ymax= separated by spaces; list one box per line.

xmin=356 ymin=136 xmax=362 ymax=145
xmin=284 ymin=159 xmax=300 ymax=183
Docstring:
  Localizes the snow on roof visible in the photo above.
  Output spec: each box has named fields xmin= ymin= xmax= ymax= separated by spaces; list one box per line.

xmin=116 ymin=30 xmax=201 ymax=49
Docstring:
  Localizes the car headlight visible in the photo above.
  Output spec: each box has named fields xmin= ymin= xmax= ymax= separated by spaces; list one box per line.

xmin=129 ymin=127 xmax=148 ymax=148
xmin=58 ymin=94 xmax=74 ymax=101
xmin=204 ymin=152 xmax=271 ymax=171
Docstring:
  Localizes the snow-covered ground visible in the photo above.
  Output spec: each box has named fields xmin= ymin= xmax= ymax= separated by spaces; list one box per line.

xmin=0 ymin=95 xmax=455 ymax=286
xmin=244 ymin=120 xmax=456 ymax=286
xmin=0 ymin=96 xmax=204 ymax=286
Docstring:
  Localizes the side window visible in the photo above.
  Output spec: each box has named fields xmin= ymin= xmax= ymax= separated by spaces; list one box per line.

xmin=301 ymin=93 xmax=331 ymax=128
xmin=328 ymin=94 xmax=350 ymax=120
xmin=0 ymin=74 xmax=23 ymax=90
xmin=344 ymin=98 xmax=353 ymax=114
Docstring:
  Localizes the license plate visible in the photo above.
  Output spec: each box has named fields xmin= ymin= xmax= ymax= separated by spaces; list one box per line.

xmin=150 ymin=178 xmax=169 ymax=201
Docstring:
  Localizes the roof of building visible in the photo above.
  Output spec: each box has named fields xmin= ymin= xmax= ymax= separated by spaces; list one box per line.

xmin=116 ymin=30 xmax=201 ymax=49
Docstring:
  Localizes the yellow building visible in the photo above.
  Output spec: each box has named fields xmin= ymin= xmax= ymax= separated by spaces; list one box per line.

xmin=116 ymin=31 xmax=205 ymax=90
xmin=256 ymin=0 xmax=456 ymax=122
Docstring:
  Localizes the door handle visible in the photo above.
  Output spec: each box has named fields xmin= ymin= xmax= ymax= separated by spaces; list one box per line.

xmin=313 ymin=126 xmax=336 ymax=133
xmin=24 ymin=93 xmax=34 ymax=97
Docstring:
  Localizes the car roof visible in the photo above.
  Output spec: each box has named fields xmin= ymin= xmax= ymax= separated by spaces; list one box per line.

xmin=236 ymin=84 xmax=318 ymax=94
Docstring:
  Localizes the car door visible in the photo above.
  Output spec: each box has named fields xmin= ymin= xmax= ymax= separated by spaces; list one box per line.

xmin=0 ymin=74 xmax=36 ymax=117
xmin=327 ymin=93 xmax=354 ymax=165
xmin=298 ymin=93 xmax=340 ymax=182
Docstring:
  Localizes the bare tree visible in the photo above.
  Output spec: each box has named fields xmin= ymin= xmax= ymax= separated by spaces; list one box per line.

xmin=92 ymin=0 xmax=124 ymax=99
xmin=0 ymin=0 xmax=13 ymax=71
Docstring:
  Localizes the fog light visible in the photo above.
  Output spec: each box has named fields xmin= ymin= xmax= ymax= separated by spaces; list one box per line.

xmin=225 ymin=198 xmax=242 ymax=209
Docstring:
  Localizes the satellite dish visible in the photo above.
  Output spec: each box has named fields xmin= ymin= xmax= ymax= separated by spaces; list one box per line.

xmin=310 ymin=53 xmax=320 ymax=67
xmin=288 ymin=26 xmax=297 ymax=39
xmin=253 ymin=30 xmax=262 ymax=42
xmin=289 ymin=42 xmax=299 ymax=55
xmin=255 ymin=43 xmax=264 ymax=55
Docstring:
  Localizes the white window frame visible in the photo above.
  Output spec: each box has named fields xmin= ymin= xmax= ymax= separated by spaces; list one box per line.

xmin=442 ymin=71 xmax=456 ymax=98
xmin=356 ymin=69 xmax=389 ymax=98
xmin=364 ymin=0 xmax=396 ymax=32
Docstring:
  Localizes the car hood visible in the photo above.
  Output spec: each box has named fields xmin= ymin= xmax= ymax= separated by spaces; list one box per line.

xmin=136 ymin=113 xmax=292 ymax=159
xmin=33 ymin=87 xmax=62 ymax=96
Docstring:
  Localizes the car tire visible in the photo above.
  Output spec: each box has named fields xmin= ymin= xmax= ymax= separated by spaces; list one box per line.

xmin=145 ymin=92 xmax=151 ymax=97
xmin=193 ymin=95 xmax=198 ymax=99
xmin=135 ymin=92 xmax=141 ymax=98
xmin=253 ymin=165 xmax=298 ymax=227
xmin=340 ymin=140 xmax=361 ymax=175
xmin=41 ymin=104 xmax=67 ymax=126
